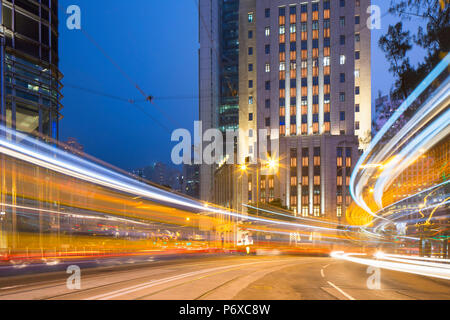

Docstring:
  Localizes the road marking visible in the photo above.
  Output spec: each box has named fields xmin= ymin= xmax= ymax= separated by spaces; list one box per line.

xmin=327 ymin=281 xmax=355 ymax=300
xmin=320 ymin=269 xmax=325 ymax=278
xmin=85 ymin=259 xmax=295 ymax=300
xmin=323 ymin=264 xmax=330 ymax=269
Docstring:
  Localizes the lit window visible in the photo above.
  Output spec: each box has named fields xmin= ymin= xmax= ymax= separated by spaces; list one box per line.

xmin=340 ymin=54 xmax=346 ymax=65
xmin=290 ymin=24 xmax=296 ymax=33
xmin=248 ymin=12 xmax=254 ymax=23
xmin=280 ymin=62 xmax=286 ymax=71
xmin=291 ymin=176 xmax=297 ymax=186
xmin=323 ymin=56 xmax=330 ymax=66
xmin=265 ymin=27 xmax=270 ymax=36
xmin=337 ymin=206 xmax=342 ymax=217
xmin=279 ymin=25 xmax=285 ymax=35
xmin=355 ymin=69 xmax=360 ymax=78
xmin=314 ymin=176 xmax=320 ymax=185
xmin=313 ymin=206 xmax=320 ymax=217
xmin=290 ymin=157 xmax=297 ymax=167
xmin=249 ymin=96 xmax=253 ymax=104
xmin=265 ymin=63 xmax=270 ymax=72
xmin=301 ymin=22 xmax=307 ymax=32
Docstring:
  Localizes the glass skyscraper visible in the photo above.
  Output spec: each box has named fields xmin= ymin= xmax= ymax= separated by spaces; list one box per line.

xmin=219 ymin=0 xmax=239 ymax=133
xmin=0 ymin=0 xmax=62 ymax=142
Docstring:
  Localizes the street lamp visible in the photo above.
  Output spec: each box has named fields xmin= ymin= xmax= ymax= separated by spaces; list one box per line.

xmin=267 ymin=158 xmax=278 ymax=171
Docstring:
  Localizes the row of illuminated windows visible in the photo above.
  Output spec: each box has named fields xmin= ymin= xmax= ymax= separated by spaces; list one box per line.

xmin=256 ymin=0 xmax=362 ymax=25
xmin=337 ymin=147 xmax=352 ymax=166
xmin=337 ymin=195 xmax=352 ymax=205
xmin=300 ymin=205 xmax=321 ymax=217
xmin=265 ymin=25 xmax=360 ymax=40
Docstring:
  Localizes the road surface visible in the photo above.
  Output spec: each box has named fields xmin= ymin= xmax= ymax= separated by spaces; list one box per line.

xmin=0 ymin=255 xmax=448 ymax=300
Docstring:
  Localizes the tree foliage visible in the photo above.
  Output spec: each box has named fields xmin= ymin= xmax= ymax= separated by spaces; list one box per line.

xmin=379 ymin=0 xmax=449 ymax=101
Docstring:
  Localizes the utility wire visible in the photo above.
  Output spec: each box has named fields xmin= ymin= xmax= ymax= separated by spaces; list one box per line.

xmin=78 ymin=27 xmax=187 ymax=129
xmin=80 ymin=28 xmax=153 ymax=103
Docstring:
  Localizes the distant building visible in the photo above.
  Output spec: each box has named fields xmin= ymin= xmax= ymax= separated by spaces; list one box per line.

xmin=182 ymin=145 xmax=200 ymax=198
xmin=182 ymin=162 xmax=200 ymax=199
xmin=133 ymin=162 xmax=183 ymax=192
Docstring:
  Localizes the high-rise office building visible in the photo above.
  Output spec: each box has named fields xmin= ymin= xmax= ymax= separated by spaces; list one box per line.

xmin=200 ymin=0 xmax=371 ymax=223
xmin=199 ymin=0 xmax=240 ymax=201
xmin=0 ymin=0 xmax=62 ymax=141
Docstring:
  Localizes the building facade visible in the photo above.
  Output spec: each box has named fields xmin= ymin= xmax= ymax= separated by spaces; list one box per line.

xmin=0 ymin=0 xmax=62 ymax=141
xmin=200 ymin=0 xmax=371 ymax=223
xmin=199 ymin=0 xmax=241 ymax=202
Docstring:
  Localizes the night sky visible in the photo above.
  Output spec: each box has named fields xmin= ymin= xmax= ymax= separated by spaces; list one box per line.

xmin=58 ymin=0 xmax=425 ymax=172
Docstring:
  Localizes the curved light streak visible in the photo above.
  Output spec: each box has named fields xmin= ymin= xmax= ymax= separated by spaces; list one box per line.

xmin=350 ymin=54 xmax=450 ymax=216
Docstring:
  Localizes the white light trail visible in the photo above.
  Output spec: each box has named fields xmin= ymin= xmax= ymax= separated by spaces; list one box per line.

xmin=332 ymin=252 xmax=450 ymax=280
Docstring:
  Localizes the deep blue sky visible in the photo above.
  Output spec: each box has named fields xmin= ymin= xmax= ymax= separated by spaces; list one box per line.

xmin=58 ymin=0 xmax=424 ymax=171
xmin=59 ymin=0 xmax=198 ymax=171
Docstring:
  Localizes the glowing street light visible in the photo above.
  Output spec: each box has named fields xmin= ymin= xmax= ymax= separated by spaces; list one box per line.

xmin=266 ymin=157 xmax=279 ymax=171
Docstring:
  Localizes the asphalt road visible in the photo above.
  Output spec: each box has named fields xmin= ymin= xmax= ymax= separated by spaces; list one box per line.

xmin=0 ymin=255 xmax=448 ymax=300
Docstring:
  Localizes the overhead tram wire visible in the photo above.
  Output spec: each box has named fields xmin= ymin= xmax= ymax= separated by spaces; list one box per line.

xmin=65 ymin=84 xmax=200 ymax=103
xmin=78 ymin=27 xmax=185 ymax=130
xmin=80 ymin=28 xmax=152 ymax=102
xmin=63 ymin=83 xmax=173 ymax=134
xmin=64 ymin=84 xmax=146 ymax=104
